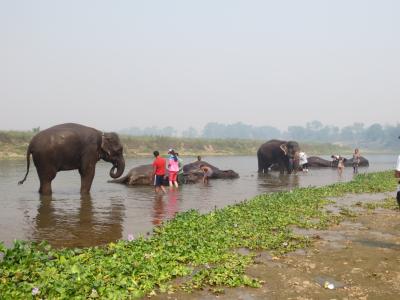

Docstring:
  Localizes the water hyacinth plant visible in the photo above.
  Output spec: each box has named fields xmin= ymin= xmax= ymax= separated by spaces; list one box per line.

xmin=0 ymin=171 xmax=397 ymax=299
xmin=31 ymin=287 xmax=40 ymax=295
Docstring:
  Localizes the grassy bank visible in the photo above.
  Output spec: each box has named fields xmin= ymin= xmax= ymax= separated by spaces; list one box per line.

xmin=0 ymin=131 xmax=36 ymax=159
xmin=0 ymin=171 xmax=397 ymax=299
xmin=0 ymin=130 xmax=351 ymax=159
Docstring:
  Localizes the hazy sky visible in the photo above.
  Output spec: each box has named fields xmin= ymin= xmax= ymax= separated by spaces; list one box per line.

xmin=1 ymin=1 xmax=399 ymax=132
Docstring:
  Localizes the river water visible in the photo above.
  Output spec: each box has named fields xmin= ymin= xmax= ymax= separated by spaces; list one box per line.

xmin=0 ymin=155 xmax=396 ymax=248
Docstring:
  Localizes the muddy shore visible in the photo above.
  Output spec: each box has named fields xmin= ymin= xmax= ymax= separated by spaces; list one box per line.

xmin=154 ymin=192 xmax=400 ymax=300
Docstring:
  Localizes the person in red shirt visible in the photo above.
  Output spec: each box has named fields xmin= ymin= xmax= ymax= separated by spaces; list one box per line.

xmin=152 ymin=150 xmax=167 ymax=193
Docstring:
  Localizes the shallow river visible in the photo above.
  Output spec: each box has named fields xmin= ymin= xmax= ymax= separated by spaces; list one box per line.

xmin=0 ymin=155 xmax=396 ymax=248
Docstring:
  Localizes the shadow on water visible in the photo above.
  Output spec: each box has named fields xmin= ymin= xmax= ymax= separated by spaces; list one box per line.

xmin=33 ymin=194 xmax=125 ymax=248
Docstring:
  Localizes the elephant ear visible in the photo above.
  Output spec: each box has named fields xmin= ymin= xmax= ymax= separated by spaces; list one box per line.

xmin=280 ymin=143 xmax=288 ymax=155
xmin=101 ymin=133 xmax=112 ymax=155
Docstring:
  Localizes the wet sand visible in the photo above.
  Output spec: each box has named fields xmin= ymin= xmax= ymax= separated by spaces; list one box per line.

xmin=153 ymin=192 xmax=400 ymax=299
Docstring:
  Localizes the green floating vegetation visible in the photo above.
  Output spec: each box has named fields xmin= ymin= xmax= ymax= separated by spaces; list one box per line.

xmin=0 ymin=171 xmax=397 ymax=299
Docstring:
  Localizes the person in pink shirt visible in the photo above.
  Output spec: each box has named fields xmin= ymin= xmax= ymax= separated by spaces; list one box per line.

xmin=167 ymin=149 xmax=179 ymax=188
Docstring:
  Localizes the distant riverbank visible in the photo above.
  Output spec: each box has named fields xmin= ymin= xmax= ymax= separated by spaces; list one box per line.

xmin=0 ymin=130 xmax=361 ymax=160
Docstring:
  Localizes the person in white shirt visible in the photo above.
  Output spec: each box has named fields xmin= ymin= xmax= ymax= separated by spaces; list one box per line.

xmin=298 ymin=152 xmax=309 ymax=172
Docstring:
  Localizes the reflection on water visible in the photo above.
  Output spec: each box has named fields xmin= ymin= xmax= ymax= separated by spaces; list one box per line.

xmin=152 ymin=191 xmax=180 ymax=226
xmin=33 ymin=194 xmax=124 ymax=248
xmin=0 ymin=155 xmax=396 ymax=248
xmin=257 ymin=172 xmax=300 ymax=190
xmin=152 ymin=195 xmax=164 ymax=226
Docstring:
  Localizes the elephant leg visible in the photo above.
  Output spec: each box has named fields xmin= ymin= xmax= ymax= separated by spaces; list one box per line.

xmin=287 ymin=158 xmax=294 ymax=174
xmin=276 ymin=159 xmax=286 ymax=174
xmin=79 ymin=162 xmax=96 ymax=194
xmin=257 ymin=160 xmax=263 ymax=173
xmin=257 ymin=153 xmax=264 ymax=173
xmin=264 ymin=162 xmax=272 ymax=173
xmin=37 ymin=168 xmax=57 ymax=195
xmin=32 ymin=154 xmax=57 ymax=195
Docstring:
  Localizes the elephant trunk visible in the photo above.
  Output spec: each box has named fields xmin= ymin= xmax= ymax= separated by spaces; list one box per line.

xmin=287 ymin=150 xmax=300 ymax=173
xmin=292 ymin=151 xmax=300 ymax=172
xmin=287 ymin=158 xmax=294 ymax=174
xmin=109 ymin=158 xmax=125 ymax=178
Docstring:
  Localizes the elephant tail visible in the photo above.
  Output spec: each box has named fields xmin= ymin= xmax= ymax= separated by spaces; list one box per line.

xmin=18 ymin=145 xmax=32 ymax=185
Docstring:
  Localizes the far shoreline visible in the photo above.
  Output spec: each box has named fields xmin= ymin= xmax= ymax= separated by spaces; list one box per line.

xmin=1 ymin=149 xmax=397 ymax=161
xmin=1 ymin=130 xmax=397 ymax=160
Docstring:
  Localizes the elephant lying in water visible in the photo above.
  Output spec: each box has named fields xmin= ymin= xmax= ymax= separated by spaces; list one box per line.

xmin=109 ymin=164 xmax=156 ymax=185
xmin=306 ymin=156 xmax=369 ymax=168
xmin=109 ymin=161 xmax=239 ymax=186
xmin=270 ymin=156 xmax=369 ymax=171
xmin=182 ymin=161 xmax=239 ymax=183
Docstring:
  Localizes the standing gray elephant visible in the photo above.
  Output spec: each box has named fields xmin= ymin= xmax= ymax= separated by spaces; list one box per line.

xmin=257 ymin=139 xmax=300 ymax=174
xmin=18 ymin=123 xmax=125 ymax=195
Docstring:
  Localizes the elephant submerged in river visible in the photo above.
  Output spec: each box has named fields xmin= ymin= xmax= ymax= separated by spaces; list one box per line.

xmin=18 ymin=123 xmax=125 ymax=195
xmin=257 ymin=139 xmax=300 ymax=174
xmin=182 ymin=161 xmax=239 ymax=182
xmin=108 ymin=164 xmax=156 ymax=185
xmin=109 ymin=161 xmax=239 ymax=186
xmin=307 ymin=156 xmax=369 ymax=168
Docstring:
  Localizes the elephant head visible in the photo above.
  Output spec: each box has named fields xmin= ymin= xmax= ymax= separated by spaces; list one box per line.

xmin=280 ymin=141 xmax=300 ymax=173
xmin=100 ymin=132 xmax=125 ymax=178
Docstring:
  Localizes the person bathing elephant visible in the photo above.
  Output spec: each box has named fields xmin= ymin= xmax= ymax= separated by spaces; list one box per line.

xmin=109 ymin=161 xmax=239 ymax=186
xmin=257 ymin=139 xmax=300 ymax=174
xmin=306 ymin=155 xmax=369 ymax=168
xmin=18 ymin=123 xmax=125 ymax=195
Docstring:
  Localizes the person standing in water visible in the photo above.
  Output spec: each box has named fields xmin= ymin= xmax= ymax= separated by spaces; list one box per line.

xmin=352 ymin=148 xmax=361 ymax=174
xmin=298 ymin=151 xmax=309 ymax=172
xmin=337 ymin=156 xmax=345 ymax=176
xmin=152 ymin=151 xmax=167 ymax=194
xmin=199 ymin=164 xmax=213 ymax=185
xmin=167 ymin=149 xmax=179 ymax=188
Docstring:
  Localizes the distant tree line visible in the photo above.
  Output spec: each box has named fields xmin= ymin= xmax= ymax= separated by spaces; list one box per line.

xmin=282 ymin=121 xmax=400 ymax=149
xmin=120 ymin=121 xmax=400 ymax=150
